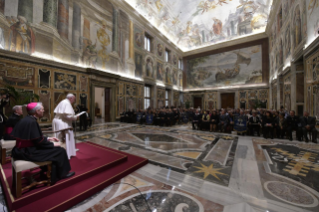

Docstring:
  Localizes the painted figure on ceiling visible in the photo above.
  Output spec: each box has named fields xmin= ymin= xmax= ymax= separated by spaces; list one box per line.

xmin=155 ymin=0 xmax=163 ymax=12
xmin=212 ymin=18 xmax=223 ymax=36
xmin=9 ymin=16 xmax=35 ymax=54
xmin=186 ymin=21 xmax=192 ymax=35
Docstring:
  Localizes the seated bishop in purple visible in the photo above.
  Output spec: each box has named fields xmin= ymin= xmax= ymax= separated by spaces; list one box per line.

xmin=11 ymin=102 xmax=75 ymax=184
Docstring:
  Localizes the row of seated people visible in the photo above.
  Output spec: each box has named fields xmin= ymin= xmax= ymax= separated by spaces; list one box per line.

xmin=192 ymin=109 xmax=317 ymax=143
xmin=120 ymin=108 xmax=181 ymax=126
xmin=120 ymin=107 xmax=318 ymax=143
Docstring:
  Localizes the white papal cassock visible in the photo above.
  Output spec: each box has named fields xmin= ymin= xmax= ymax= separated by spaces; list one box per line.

xmin=52 ymin=99 xmax=77 ymax=159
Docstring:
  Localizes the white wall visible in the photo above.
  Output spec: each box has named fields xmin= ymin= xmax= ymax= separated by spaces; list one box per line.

xmin=94 ymin=87 xmax=105 ymax=118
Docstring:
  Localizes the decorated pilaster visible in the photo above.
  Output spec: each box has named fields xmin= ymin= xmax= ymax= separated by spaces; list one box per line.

xmin=57 ymin=0 xmax=69 ymax=40
xmin=126 ymin=19 xmax=135 ymax=76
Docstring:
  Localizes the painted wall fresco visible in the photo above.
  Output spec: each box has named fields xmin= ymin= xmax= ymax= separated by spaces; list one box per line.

xmin=116 ymin=81 xmax=144 ymax=116
xmin=305 ymin=48 xmax=319 ymax=118
xmin=187 ymin=45 xmax=262 ymax=89
xmin=306 ymin=0 xmax=319 ymax=45
xmin=0 ymin=0 xmax=116 ymax=74
xmin=238 ymin=88 xmax=269 ymax=109
xmin=125 ymin=0 xmax=272 ymax=51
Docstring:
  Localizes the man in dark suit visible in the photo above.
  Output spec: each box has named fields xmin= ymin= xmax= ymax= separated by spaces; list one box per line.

xmin=80 ymin=104 xmax=88 ymax=131
xmin=286 ymin=110 xmax=301 ymax=141
xmin=248 ymin=111 xmax=261 ymax=136
xmin=4 ymin=105 xmax=23 ymax=140
xmin=0 ymin=93 xmax=9 ymax=139
xmin=192 ymin=109 xmax=201 ymax=130
xmin=301 ymin=111 xmax=317 ymax=143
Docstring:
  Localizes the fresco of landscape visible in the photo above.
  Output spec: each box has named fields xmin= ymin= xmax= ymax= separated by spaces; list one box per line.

xmin=125 ymin=0 xmax=272 ymax=51
xmin=186 ymin=45 xmax=262 ymax=89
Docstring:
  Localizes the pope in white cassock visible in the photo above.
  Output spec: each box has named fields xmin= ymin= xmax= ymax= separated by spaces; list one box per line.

xmin=52 ymin=93 xmax=77 ymax=159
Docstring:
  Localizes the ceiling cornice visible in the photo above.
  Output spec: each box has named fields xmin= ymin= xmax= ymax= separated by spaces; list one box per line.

xmin=182 ymin=33 xmax=268 ymax=57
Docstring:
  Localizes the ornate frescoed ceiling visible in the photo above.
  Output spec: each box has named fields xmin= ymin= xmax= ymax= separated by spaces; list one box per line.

xmin=124 ymin=0 xmax=273 ymax=52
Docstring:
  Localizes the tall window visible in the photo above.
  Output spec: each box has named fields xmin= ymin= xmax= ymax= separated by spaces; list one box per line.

xmin=144 ymin=34 xmax=152 ymax=52
xmin=165 ymin=49 xmax=170 ymax=62
xmin=144 ymin=86 xmax=151 ymax=109
xmin=165 ymin=90 xmax=169 ymax=107
xmin=178 ymin=59 xmax=183 ymax=70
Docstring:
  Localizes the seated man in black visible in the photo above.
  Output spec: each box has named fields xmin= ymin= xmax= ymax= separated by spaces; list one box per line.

xmin=201 ymin=110 xmax=210 ymax=130
xmin=276 ymin=113 xmax=287 ymax=139
xmin=286 ymin=110 xmax=302 ymax=141
xmin=263 ymin=111 xmax=274 ymax=139
xmin=301 ymin=111 xmax=317 ymax=143
xmin=4 ymin=105 xmax=23 ymax=140
xmin=192 ymin=109 xmax=201 ymax=130
xmin=248 ymin=111 xmax=261 ymax=136
xmin=11 ymin=102 xmax=74 ymax=184
xmin=210 ymin=110 xmax=219 ymax=132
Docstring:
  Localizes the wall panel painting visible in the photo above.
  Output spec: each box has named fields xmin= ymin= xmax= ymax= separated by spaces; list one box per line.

xmin=307 ymin=0 xmax=319 ymax=45
xmin=39 ymin=69 xmax=51 ymax=88
xmin=187 ymin=45 xmax=262 ymax=89
xmin=135 ymin=52 xmax=143 ymax=78
xmin=293 ymin=5 xmax=302 ymax=49
xmin=117 ymin=95 xmax=124 ymax=116
xmin=54 ymin=72 xmax=76 ymax=90
xmin=145 ymin=57 xmax=154 ymax=78
xmin=0 ymin=62 xmax=34 ymax=87
xmin=157 ymin=62 xmax=164 ymax=81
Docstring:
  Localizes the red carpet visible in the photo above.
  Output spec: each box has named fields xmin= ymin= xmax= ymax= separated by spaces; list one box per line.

xmin=0 ymin=142 xmax=148 ymax=212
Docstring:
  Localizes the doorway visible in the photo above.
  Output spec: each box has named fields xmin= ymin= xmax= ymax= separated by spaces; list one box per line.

xmin=221 ymin=93 xmax=235 ymax=109
xmin=194 ymin=97 xmax=202 ymax=109
xmin=94 ymin=87 xmax=111 ymax=123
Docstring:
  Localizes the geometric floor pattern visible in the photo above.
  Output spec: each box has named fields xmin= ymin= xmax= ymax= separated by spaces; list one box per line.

xmin=1 ymin=122 xmax=319 ymax=212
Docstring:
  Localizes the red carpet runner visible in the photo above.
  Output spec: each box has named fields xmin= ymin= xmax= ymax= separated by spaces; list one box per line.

xmin=0 ymin=142 xmax=148 ymax=212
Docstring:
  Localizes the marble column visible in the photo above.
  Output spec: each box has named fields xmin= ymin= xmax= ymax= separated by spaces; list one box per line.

xmin=43 ymin=0 xmax=58 ymax=27
xmin=57 ymin=0 xmax=69 ymax=40
xmin=112 ymin=8 xmax=119 ymax=52
xmin=18 ymin=0 xmax=33 ymax=22
xmin=72 ymin=2 xmax=81 ymax=50
xmin=0 ymin=0 xmax=4 ymax=14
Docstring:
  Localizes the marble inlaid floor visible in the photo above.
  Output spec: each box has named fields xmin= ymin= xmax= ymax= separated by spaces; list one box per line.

xmin=1 ymin=122 xmax=319 ymax=212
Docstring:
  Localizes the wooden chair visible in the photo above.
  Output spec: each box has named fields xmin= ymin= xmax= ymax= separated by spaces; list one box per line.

xmin=12 ymin=158 xmax=52 ymax=198
xmin=0 ymin=140 xmax=16 ymax=165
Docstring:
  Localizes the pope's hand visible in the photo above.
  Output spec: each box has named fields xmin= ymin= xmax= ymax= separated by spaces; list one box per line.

xmin=48 ymin=137 xmax=60 ymax=142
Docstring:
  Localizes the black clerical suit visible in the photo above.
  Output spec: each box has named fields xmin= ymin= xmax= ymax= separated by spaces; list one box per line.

xmin=0 ymin=98 xmax=9 ymax=139
xmin=11 ymin=115 xmax=71 ymax=183
xmin=263 ymin=116 xmax=274 ymax=139
xmin=4 ymin=113 xmax=21 ymax=140
xmin=276 ymin=117 xmax=287 ymax=139
xmin=286 ymin=115 xmax=301 ymax=141
xmin=192 ymin=112 xmax=201 ymax=130
xmin=248 ymin=116 xmax=261 ymax=136
xmin=301 ymin=116 xmax=317 ymax=142
xmin=80 ymin=105 xmax=88 ymax=131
